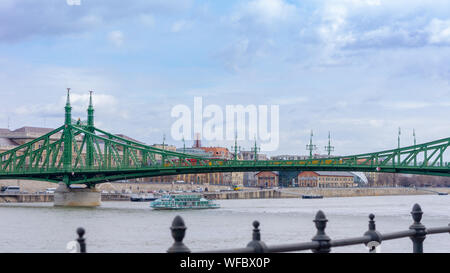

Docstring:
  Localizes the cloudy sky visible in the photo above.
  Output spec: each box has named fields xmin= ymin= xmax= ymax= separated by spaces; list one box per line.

xmin=0 ymin=0 xmax=450 ymax=156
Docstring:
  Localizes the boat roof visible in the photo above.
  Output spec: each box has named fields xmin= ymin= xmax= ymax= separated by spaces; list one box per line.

xmin=173 ymin=194 xmax=203 ymax=199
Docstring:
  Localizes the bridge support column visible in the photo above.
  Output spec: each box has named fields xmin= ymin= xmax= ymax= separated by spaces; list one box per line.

xmin=54 ymin=183 xmax=101 ymax=207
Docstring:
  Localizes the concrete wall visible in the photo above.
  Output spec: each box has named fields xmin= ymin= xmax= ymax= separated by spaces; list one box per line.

xmin=205 ymin=187 xmax=449 ymax=200
xmin=54 ymin=183 xmax=101 ymax=207
xmin=204 ymin=189 xmax=282 ymax=200
xmin=96 ymin=182 xmax=232 ymax=193
xmin=0 ymin=179 xmax=57 ymax=193
xmin=277 ymin=187 xmax=443 ymax=198
xmin=0 ymin=194 xmax=53 ymax=203
xmin=0 ymin=179 xmax=232 ymax=194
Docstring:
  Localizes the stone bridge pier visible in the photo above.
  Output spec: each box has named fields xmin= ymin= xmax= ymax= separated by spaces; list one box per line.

xmin=54 ymin=183 xmax=101 ymax=207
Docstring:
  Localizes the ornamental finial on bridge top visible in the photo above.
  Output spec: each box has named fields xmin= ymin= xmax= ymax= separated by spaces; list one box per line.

xmin=324 ymin=131 xmax=334 ymax=156
xmin=65 ymin=88 xmax=72 ymax=125
xmin=87 ymin=90 xmax=95 ymax=129
xmin=306 ymin=129 xmax=317 ymax=159
xmin=89 ymin=90 xmax=94 ymax=107
xmin=66 ymin=88 xmax=71 ymax=106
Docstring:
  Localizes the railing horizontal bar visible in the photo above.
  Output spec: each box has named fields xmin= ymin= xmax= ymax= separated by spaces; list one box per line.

xmin=186 ymin=226 xmax=450 ymax=254
xmin=427 ymin=226 xmax=450 ymax=234
xmin=197 ymin=247 xmax=256 ymax=253
xmin=329 ymin=236 xmax=371 ymax=248
xmin=266 ymin=242 xmax=320 ymax=253
xmin=381 ymin=230 xmax=416 ymax=241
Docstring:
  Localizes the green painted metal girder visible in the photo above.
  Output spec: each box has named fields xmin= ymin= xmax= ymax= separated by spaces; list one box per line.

xmin=0 ymin=123 xmax=449 ymax=185
xmin=0 ymin=92 xmax=449 ymax=185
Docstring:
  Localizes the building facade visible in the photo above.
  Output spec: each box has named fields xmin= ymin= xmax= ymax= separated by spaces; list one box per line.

xmin=239 ymin=151 xmax=268 ymax=186
xmin=364 ymin=172 xmax=380 ymax=186
xmin=297 ymin=171 xmax=356 ymax=188
xmin=255 ymin=171 xmax=279 ymax=188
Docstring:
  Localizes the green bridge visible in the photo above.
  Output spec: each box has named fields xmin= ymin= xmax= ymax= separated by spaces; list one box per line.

xmin=1 ymin=90 xmax=449 ymax=187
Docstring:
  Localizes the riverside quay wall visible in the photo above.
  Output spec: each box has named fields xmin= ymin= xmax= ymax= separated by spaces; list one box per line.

xmin=205 ymin=187 xmax=450 ymax=200
xmin=205 ymin=189 xmax=283 ymax=200
xmin=0 ymin=194 xmax=54 ymax=203
xmin=275 ymin=187 xmax=450 ymax=198
xmin=0 ymin=180 xmax=231 ymax=194
xmin=0 ymin=193 xmax=130 ymax=203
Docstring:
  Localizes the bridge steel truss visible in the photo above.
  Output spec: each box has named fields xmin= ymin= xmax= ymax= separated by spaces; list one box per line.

xmin=0 ymin=91 xmax=449 ymax=186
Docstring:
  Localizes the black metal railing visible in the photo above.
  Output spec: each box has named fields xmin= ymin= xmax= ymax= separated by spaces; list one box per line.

xmin=73 ymin=203 xmax=449 ymax=253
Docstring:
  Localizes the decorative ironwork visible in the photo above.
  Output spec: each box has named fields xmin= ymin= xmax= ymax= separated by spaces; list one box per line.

xmin=0 ymin=91 xmax=449 ymax=186
xmin=72 ymin=203 xmax=450 ymax=253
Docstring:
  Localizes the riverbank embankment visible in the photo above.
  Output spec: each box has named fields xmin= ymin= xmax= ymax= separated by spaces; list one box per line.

xmin=204 ymin=187 xmax=450 ymax=200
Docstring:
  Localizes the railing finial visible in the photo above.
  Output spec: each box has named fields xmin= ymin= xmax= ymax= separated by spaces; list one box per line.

xmin=167 ymin=215 xmax=190 ymax=253
xmin=368 ymin=214 xmax=375 ymax=227
xmin=247 ymin=220 xmax=268 ymax=253
xmin=411 ymin=203 xmax=423 ymax=224
xmin=252 ymin=221 xmax=261 ymax=241
xmin=311 ymin=210 xmax=331 ymax=253
xmin=409 ymin=203 xmax=427 ymax=253
xmin=76 ymin=227 xmax=86 ymax=253
xmin=364 ymin=214 xmax=382 ymax=252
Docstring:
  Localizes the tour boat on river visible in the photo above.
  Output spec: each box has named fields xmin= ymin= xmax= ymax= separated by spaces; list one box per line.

xmin=130 ymin=193 xmax=158 ymax=202
xmin=150 ymin=194 xmax=220 ymax=210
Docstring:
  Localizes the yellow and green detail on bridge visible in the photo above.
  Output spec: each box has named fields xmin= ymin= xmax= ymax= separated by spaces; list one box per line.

xmin=0 ymin=91 xmax=449 ymax=185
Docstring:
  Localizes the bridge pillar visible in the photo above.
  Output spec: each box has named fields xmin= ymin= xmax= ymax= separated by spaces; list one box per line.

xmin=54 ymin=183 xmax=101 ymax=207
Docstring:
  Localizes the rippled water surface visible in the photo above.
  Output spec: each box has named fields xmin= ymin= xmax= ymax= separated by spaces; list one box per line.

xmin=0 ymin=195 xmax=449 ymax=253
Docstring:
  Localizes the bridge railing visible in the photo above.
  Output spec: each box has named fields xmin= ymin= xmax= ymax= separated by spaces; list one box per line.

xmin=72 ymin=203 xmax=449 ymax=253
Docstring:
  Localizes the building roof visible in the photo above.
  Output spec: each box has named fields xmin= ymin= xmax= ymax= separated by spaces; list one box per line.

xmin=99 ymin=134 xmax=145 ymax=144
xmin=13 ymin=126 xmax=54 ymax=135
xmin=314 ymin=171 xmax=354 ymax=177
xmin=0 ymin=137 xmax=17 ymax=147
xmin=256 ymin=171 xmax=279 ymax=176
xmin=199 ymin=147 xmax=230 ymax=158
xmin=176 ymin=147 xmax=212 ymax=157
xmin=200 ymin=147 xmax=229 ymax=153
xmin=0 ymin=128 xmax=11 ymax=134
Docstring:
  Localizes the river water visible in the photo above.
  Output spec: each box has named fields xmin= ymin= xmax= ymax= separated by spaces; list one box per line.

xmin=0 ymin=195 xmax=448 ymax=253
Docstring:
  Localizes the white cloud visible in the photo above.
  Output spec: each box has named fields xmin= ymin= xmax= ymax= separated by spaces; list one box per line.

xmin=232 ymin=0 xmax=297 ymax=25
xmin=332 ymin=0 xmax=381 ymax=7
xmin=108 ymin=30 xmax=124 ymax=47
xmin=247 ymin=0 xmax=296 ymax=22
xmin=139 ymin=14 xmax=155 ymax=27
xmin=315 ymin=0 xmax=450 ymax=53
xmin=384 ymin=101 xmax=432 ymax=110
xmin=427 ymin=19 xmax=450 ymax=45
xmin=320 ymin=118 xmax=386 ymax=128
xmin=2 ymin=1 xmax=450 ymax=156
xmin=273 ymin=97 xmax=308 ymax=105
xmin=171 ymin=20 xmax=191 ymax=33
xmin=14 ymin=92 xmax=120 ymax=118
xmin=218 ymin=38 xmax=251 ymax=72
xmin=0 ymin=0 xmax=193 ymax=42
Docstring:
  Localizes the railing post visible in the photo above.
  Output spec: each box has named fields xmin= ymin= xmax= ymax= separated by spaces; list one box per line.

xmin=364 ymin=214 xmax=382 ymax=253
xmin=246 ymin=221 xmax=268 ymax=253
xmin=167 ymin=215 xmax=191 ymax=253
xmin=311 ymin=210 xmax=331 ymax=253
xmin=76 ymin=227 xmax=86 ymax=253
xmin=409 ymin=203 xmax=427 ymax=253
